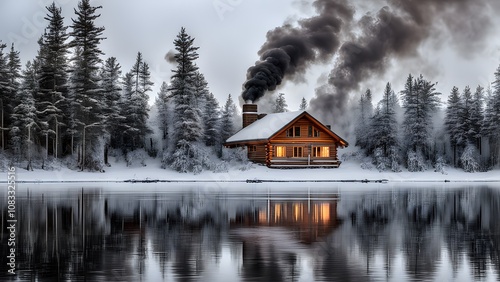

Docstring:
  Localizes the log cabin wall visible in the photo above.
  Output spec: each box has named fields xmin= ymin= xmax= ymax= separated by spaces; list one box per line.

xmin=247 ymin=144 xmax=267 ymax=163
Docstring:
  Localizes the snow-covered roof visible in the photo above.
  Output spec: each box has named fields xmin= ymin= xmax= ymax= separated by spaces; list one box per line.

xmin=226 ymin=111 xmax=305 ymax=143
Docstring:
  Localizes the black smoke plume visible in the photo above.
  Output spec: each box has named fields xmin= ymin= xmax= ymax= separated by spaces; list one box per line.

xmin=243 ymin=0 xmax=495 ymax=131
xmin=310 ymin=0 xmax=494 ymax=123
xmin=241 ymin=0 xmax=354 ymax=102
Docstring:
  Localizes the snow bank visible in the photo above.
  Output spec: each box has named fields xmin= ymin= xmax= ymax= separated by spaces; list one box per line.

xmin=4 ymin=155 xmax=500 ymax=184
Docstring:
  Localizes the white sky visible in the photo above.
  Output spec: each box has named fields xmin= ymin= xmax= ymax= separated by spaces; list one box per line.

xmin=1 ymin=0 xmax=500 ymax=111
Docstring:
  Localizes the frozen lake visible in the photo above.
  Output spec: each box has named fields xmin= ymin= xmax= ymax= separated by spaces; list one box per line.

xmin=1 ymin=183 xmax=500 ymax=281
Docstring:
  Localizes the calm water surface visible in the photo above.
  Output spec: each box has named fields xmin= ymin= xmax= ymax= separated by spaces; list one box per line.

xmin=1 ymin=183 xmax=500 ymax=281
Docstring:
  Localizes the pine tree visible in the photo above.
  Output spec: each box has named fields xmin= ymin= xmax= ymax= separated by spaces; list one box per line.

xmin=470 ymin=85 xmax=484 ymax=152
xmin=69 ymin=0 xmax=106 ymax=170
xmin=11 ymin=61 xmax=39 ymax=169
xmin=66 ymin=45 xmax=82 ymax=157
xmin=0 ymin=42 xmax=20 ymax=152
xmin=100 ymin=57 xmax=124 ymax=163
xmin=5 ymin=44 xmax=22 ymax=153
xmin=122 ymin=52 xmax=152 ymax=150
xmin=460 ymin=86 xmax=474 ymax=145
xmin=203 ymin=92 xmax=220 ymax=147
xmin=371 ymin=82 xmax=399 ymax=165
xmin=354 ymin=89 xmax=373 ymax=153
xmin=445 ymin=86 xmax=462 ymax=166
xmin=0 ymin=42 xmax=8 ymax=151
xmin=273 ymin=93 xmax=288 ymax=113
xmin=155 ymin=81 xmax=170 ymax=143
xmin=219 ymin=94 xmax=237 ymax=156
xmin=299 ymin=97 xmax=308 ymax=111
xmin=38 ymin=2 xmax=70 ymax=159
xmin=193 ymin=71 xmax=209 ymax=109
xmin=401 ymin=74 xmax=440 ymax=170
xmin=484 ymin=66 xmax=500 ymax=166
xmin=167 ymin=27 xmax=204 ymax=173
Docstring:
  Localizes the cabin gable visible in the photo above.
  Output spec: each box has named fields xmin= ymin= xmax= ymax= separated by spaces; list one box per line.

xmin=270 ymin=114 xmax=340 ymax=144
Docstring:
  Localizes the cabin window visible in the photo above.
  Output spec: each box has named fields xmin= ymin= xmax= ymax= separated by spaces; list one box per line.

xmin=313 ymin=146 xmax=330 ymax=157
xmin=295 ymin=126 xmax=301 ymax=137
xmin=308 ymin=126 xmax=320 ymax=137
xmin=287 ymin=126 xmax=301 ymax=137
xmin=248 ymin=145 xmax=257 ymax=152
xmin=314 ymin=129 xmax=320 ymax=137
xmin=275 ymin=146 xmax=286 ymax=157
xmin=293 ymin=147 xmax=303 ymax=158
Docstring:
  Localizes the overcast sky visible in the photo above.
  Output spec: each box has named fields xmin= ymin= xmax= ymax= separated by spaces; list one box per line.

xmin=1 ymin=0 xmax=500 ymax=113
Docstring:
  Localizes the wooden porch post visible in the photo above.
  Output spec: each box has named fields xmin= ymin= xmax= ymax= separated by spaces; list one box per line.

xmin=266 ymin=142 xmax=272 ymax=167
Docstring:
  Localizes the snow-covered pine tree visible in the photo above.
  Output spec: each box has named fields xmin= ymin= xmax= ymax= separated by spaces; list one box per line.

xmin=167 ymin=27 xmax=205 ymax=173
xmin=5 ymin=44 xmax=22 ymax=153
xmin=445 ymin=86 xmax=463 ymax=167
xmin=219 ymin=94 xmax=236 ymax=147
xmin=470 ymin=85 xmax=484 ymax=154
xmin=460 ymin=86 xmax=474 ymax=144
xmin=155 ymin=81 xmax=171 ymax=144
xmin=354 ymin=89 xmax=373 ymax=153
xmin=122 ymin=52 xmax=152 ymax=151
xmin=193 ymin=71 xmax=209 ymax=109
xmin=100 ymin=57 xmax=123 ymax=163
xmin=37 ymin=2 xmax=70 ymax=159
xmin=65 ymin=45 xmax=82 ymax=157
xmin=484 ymin=65 xmax=500 ymax=167
xmin=460 ymin=143 xmax=480 ymax=173
xmin=191 ymin=71 xmax=219 ymax=147
xmin=371 ymin=82 xmax=400 ymax=171
xmin=155 ymin=81 xmax=174 ymax=167
xmin=11 ymin=61 xmax=39 ymax=169
xmin=299 ymin=97 xmax=308 ymax=111
xmin=120 ymin=72 xmax=134 ymax=149
xmin=401 ymin=74 xmax=440 ymax=171
xmin=273 ymin=93 xmax=288 ymax=113
xmin=69 ymin=0 xmax=106 ymax=171
xmin=204 ymin=92 xmax=220 ymax=147
xmin=0 ymin=42 xmax=7 ymax=151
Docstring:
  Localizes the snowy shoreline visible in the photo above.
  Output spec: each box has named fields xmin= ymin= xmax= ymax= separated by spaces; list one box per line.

xmin=3 ymin=157 xmax=500 ymax=184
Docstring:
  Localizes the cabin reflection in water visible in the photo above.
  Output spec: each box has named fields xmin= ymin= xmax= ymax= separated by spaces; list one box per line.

xmin=230 ymin=196 xmax=340 ymax=244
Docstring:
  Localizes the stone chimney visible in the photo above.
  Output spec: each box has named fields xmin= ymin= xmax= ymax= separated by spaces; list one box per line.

xmin=242 ymin=104 xmax=258 ymax=128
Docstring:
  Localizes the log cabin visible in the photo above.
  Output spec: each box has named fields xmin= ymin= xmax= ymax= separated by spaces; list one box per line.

xmin=224 ymin=104 xmax=349 ymax=168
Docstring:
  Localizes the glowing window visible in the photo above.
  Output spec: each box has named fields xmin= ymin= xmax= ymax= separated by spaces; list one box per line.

xmin=321 ymin=147 xmax=330 ymax=157
xmin=313 ymin=147 xmax=330 ymax=157
xmin=276 ymin=146 xmax=286 ymax=157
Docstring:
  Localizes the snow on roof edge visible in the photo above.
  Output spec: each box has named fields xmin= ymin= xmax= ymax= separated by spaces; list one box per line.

xmin=225 ymin=111 xmax=305 ymax=143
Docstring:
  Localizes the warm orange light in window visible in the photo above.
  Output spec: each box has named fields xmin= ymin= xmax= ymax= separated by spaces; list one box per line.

xmin=313 ymin=203 xmax=331 ymax=223
xmin=259 ymin=210 xmax=267 ymax=223
xmin=276 ymin=146 xmax=286 ymax=157
xmin=293 ymin=203 xmax=303 ymax=221
xmin=321 ymin=203 xmax=330 ymax=223
xmin=274 ymin=204 xmax=281 ymax=222
xmin=321 ymin=147 xmax=330 ymax=157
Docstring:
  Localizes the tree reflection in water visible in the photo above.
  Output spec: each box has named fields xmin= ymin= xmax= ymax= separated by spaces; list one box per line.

xmin=0 ymin=185 xmax=499 ymax=281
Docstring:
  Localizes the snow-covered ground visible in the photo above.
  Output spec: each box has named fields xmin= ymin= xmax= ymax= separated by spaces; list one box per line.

xmin=5 ymin=156 xmax=500 ymax=183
